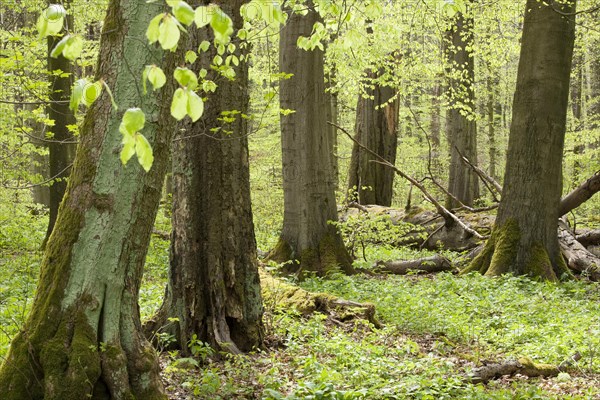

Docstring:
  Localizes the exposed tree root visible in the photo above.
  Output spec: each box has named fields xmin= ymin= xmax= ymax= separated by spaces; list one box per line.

xmin=469 ymin=357 xmax=559 ymax=384
xmin=259 ymin=268 xmax=382 ymax=328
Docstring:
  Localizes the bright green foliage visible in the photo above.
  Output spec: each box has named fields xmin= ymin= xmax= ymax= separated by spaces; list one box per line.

xmin=50 ymin=34 xmax=83 ymax=60
xmin=143 ymin=65 xmax=167 ymax=94
xmin=119 ymin=108 xmax=154 ymax=171
xmin=36 ymin=4 xmax=66 ymax=38
xmin=70 ymin=78 xmax=102 ymax=111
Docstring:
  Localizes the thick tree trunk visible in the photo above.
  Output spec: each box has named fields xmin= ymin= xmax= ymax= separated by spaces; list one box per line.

xmin=44 ymin=0 xmax=76 ymax=244
xmin=444 ymin=6 xmax=479 ymax=208
xmin=0 ymin=0 xmax=176 ymax=398
xmin=145 ymin=0 xmax=263 ymax=355
xmin=347 ymin=68 xmax=399 ymax=206
xmin=465 ymin=0 xmax=576 ymax=280
xmin=268 ymin=2 xmax=353 ymax=276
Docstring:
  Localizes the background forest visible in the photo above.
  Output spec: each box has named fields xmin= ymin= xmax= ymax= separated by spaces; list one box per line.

xmin=1 ymin=0 xmax=600 ymax=398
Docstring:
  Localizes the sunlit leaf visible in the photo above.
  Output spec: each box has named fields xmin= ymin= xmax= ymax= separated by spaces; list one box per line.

xmin=135 ymin=133 xmax=154 ymax=172
xmin=171 ymin=88 xmax=188 ymax=120
xmin=187 ymin=90 xmax=204 ymax=122
xmin=119 ymin=108 xmax=146 ymax=136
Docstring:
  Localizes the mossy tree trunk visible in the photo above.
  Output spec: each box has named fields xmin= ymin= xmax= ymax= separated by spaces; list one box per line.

xmin=347 ymin=59 xmax=399 ymax=207
xmin=0 ymin=0 xmax=177 ymax=398
xmin=44 ymin=0 xmax=77 ymax=244
xmin=444 ymin=3 xmax=479 ymax=208
xmin=268 ymin=2 xmax=353 ymax=276
xmin=145 ymin=0 xmax=263 ymax=355
xmin=465 ymin=0 xmax=576 ymax=280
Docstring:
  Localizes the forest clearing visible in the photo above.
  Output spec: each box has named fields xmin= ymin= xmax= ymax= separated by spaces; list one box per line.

xmin=1 ymin=0 xmax=599 ymax=398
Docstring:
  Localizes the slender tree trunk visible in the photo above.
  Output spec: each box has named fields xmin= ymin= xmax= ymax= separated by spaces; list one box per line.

xmin=0 ymin=0 xmax=177 ymax=397
xmin=326 ymin=63 xmax=339 ymax=189
xmin=487 ymin=77 xmax=499 ymax=181
xmin=571 ymin=49 xmax=584 ymax=182
xmin=444 ymin=5 xmax=479 ymax=208
xmin=347 ymin=68 xmax=399 ymax=206
xmin=268 ymin=2 xmax=353 ymax=275
xmin=44 ymin=0 xmax=76 ymax=244
xmin=145 ymin=0 xmax=263 ymax=355
xmin=465 ymin=0 xmax=577 ymax=280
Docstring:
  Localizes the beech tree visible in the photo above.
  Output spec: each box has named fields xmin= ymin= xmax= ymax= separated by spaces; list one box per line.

xmin=0 ymin=0 xmax=179 ymax=397
xmin=444 ymin=3 xmax=479 ymax=208
xmin=466 ymin=0 xmax=577 ymax=280
xmin=145 ymin=0 xmax=264 ymax=355
xmin=268 ymin=2 xmax=353 ymax=275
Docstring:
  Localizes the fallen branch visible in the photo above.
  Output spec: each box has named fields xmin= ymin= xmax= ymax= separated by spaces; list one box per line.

xmin=575 ymin=229 xmax=600 ymax=247
xmin=260 ymin=268 xmax=382 ymax=328
xmin=331 ymin=122 xmax=486 ymax=241
xmin=558 ymin=222 xmax=600 ymax=280
xmin=455 ymin=146 xmax=502 ymax=200
xmin=559 ymin=171 xmax=600 ymax=216
xmin=372 ymin=255 xmax=454 ymax=275
xmin=469 ymin=357 xmax=559 ymax=384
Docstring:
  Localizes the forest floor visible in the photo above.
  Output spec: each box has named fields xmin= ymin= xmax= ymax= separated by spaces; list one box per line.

xmin=139 ymin=233 xmax=600 ymax=399
xmin=2 ymin=205 xmax=600 ymax=399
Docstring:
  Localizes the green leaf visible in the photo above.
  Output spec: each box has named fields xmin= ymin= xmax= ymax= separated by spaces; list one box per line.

xmin=50 ymin=34 xmax=69 ymax=58
xmin=199 ymin=68 xmax=207 ymax=79
xmin=120 ymin=134 xmax=136 ymax=165
xmin=198 ymin=40 xmax=210 ymax=52
xmin=173 ymin=1 xmax=195 ymax=26
xmin=158 ymin=14 xmax=180 ymax=51
xmin=101 ymin=80 xmax=118 ymax=111
xmin=119 ymin=108 xmax=146 ymax=136
xmin=135 ymin=133 xmax=154 ymax=172
xmin=174 ymin=67 xmax=198 ymax=89
xmin=202 ymin=80 xmax=217 ymax=93
xmin=146 ymin=14 xmax=163 ymax=44
xmin=194 ymin=6 xmax=211 ymax=28
xmin=37 ymin=5 xmax=65 ymax=38
xmin=187 ymin=90 xmax=204 ymax=122
xmin=171 ymin=88 xmax=188 ymax=120
xmin=70 ymin=79 xmax=86 ymax=112
xmin=82 ymin=81 xmax=102 ymax=106
xmin=185 ymin=50 xmax=198 ymax=64
xmin=62 ymin=35 xmax=83 ymax=60
xmin=146 ymin=65 xmax=166 ymax=92
xmin=210 ymin=6 xmax=233 ymax=44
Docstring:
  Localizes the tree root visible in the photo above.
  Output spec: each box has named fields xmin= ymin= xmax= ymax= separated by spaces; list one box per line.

xmin=469 ymin=357 xmax=559 ymax=384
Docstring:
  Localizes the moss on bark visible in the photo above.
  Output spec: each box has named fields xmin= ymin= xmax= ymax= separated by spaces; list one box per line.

xmin=463 ymin=218 xmax=570 ymax=281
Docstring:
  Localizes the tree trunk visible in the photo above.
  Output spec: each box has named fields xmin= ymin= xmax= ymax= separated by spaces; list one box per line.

xmin=465 ymin=0 xmax=576 ymax=280
xmin=0 ymin=0 xmax=177 ymax=397
xmin=347 ymin=68 xmax=399 ymax=206
xmin=486 ymin=76 xmax=499 ymax=181
xmin=145 ymin=0 xmax=263 ymax=356
xmin=268 ymin=2 xmax=353 ymax=276
xmin=44 ymin=0 xmax=77 ymax=244
xmin=444 ymin=5 xmax=479 ymax=208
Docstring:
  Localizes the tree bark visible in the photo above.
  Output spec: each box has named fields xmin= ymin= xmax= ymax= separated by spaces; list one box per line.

xmin=268 ymin=2 xmax=353 ymax=276
xmin=465 ymin=0 xmax=577 ymax=280
xmin=347 ymin=67 xmax=399 ymax=206
xmin=0 ymin=0 xmax=177 ymax=398
xmin=372 ymin=255 xmax=453 ymax=275
xmin=559 ymin=171 xmax=600 ymax=216
xmin=145 ymin=0 xmax=264 ymax=356
xmin=444 ymin=4 xmax=479 ymax=208
xmin=44 ymin=0 xmax=77 ymax=244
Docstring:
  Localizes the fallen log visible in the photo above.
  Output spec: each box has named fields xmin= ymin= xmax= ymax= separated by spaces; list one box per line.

xmin=559 ymin=171 xmax=600 ymax=217
xmin=372 ymin=254 xmax=454 ymax=275
xmin=469 ymin=357 xmax=559 ymax=384
xmin=559 ymin=223 xmax=600 ymax=281
xmin=576 ymin=229 xmax=600 ymax=247
xmin=259 ymin=268 xmax=382 ymax=328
